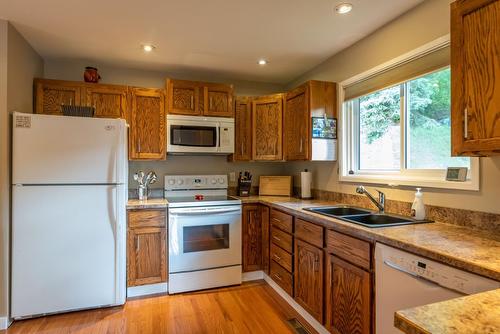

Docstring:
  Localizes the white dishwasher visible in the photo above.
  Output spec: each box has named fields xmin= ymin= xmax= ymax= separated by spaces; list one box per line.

xmin=375 ymin=243 xmax=499 ymax=334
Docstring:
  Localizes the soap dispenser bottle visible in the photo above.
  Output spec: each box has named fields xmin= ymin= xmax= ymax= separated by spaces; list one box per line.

xmin=411 ymin=188 xmax=426 ymax=220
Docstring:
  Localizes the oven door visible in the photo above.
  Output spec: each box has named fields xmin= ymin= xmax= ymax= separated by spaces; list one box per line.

xmin=167 ymin=117 xmax=219 ymax=153
xmin=168 ymin=205 xmax=242 ymax=273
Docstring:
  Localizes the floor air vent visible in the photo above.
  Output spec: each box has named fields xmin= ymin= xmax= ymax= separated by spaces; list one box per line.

xmin=287 ymin=318 xmax=311 ymax=334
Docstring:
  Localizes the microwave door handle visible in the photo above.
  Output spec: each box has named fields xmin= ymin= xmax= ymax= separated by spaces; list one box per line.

xmin=217 ymin=124 xmax=221 ymax=151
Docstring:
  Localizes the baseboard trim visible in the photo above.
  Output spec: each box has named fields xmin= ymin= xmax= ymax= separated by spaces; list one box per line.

xmin=0 ymin=316 xmax=12 ymax=330
xmin=242 ymin=270 xmax=264 ymax=281
xmin=127 ymin=282 xmax=168 ymax=298
xmin=263 ymin=274 xmax=329 ymax=334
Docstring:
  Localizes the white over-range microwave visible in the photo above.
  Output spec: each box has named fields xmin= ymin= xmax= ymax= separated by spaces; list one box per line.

xmin=166 ymin=115 xmax=235 ymax=154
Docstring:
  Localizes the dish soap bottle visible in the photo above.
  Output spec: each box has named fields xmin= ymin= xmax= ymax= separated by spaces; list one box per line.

xmin=411 ymin=188 xmax=426 ymax=220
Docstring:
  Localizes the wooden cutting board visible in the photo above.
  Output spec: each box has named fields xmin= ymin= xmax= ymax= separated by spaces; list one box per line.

xmin=259 ymin=176 xmax=293 ymax=196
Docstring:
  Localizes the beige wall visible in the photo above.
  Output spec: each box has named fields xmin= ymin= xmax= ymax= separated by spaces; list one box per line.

xmin=44 ymin=59 xmax=285 ymax=96
xmin=0 ymin=21 xmax=44 ymax=321
xmin=130 ymin=157 xmax=286 ymax=191
xmin=285 ymin=0 xmax=500 ymax=214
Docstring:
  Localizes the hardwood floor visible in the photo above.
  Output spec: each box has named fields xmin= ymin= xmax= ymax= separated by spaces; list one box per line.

xmin=3 ymin=281 xmax=316 ymax=334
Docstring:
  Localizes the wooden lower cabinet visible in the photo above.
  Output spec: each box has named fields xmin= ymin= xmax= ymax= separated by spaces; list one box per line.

xmin=127 ymin=209 xmax=167 ymax=287
xmin=294 ymin=239 xmax=323 ymax=322
xmin=242 ymin=204 xmax=271 ymax=273
xmin=325 ymin=254 xmax=371 ymax=334
xmin=261 ymin=205 xmax=270 ymax=274
xmin=242 ymin=204 xmax=263 ymax=272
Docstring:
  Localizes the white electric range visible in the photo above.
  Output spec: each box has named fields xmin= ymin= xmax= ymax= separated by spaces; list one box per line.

xmin=164 ymin=175 xmax=242 ymax=293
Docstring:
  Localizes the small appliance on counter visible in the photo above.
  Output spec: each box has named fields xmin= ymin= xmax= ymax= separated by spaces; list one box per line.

xmin=300 ymin=169 xmax=312 ymax=199
xmin=133 ymin=171 xmax=157 ymax=200
xmin=237 ymin=171 xmax=252 ymax=197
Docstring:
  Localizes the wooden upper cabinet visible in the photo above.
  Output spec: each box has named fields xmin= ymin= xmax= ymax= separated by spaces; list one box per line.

xmin=34 ymin=79 xmax=83 ymax=115
xmin=451 ymin=0 xmax=500 ymax=156
xmin=232 ymin=97 xmax=253 ymax=161
xmin=284 ymin=84 xmax=310 ymax=161
xmin=326 ymin=255 xmax=371 ymax=334
xmin=252 ymin=94 xmax=283 ymax=161
xmin=204 ymin=83 xmax=234 ymax=117
xmin=166 ymin=79 xmax=201 ymax=116
xmin=242 ymin=204 xmax=263 ymax=272
xmin=166 ymin=79 xmax=234 ymax=117
xmin=294 ymin=239 xmax=324 ymax=322
xmin=83 ymin=84 xmax=128 ymax=119
xmin=129 ymin=88 xmax=166 ymax=160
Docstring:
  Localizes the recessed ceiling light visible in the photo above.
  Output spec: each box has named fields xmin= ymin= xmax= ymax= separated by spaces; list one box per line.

xmin=258 ymin=59 xmax=268 ymax=65
xmin=335 ymin=3 xmax=353 ymax=14
xmin=142 ymin=44 xmax=156 ymax=52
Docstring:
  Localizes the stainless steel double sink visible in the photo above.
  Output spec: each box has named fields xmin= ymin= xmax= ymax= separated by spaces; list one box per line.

xmin=303 ymin=205 xmax=432 ymax=228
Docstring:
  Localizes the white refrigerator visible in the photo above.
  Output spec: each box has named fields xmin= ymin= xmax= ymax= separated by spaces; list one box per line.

xmin=11 ymin=112 xmax=128 ymax=319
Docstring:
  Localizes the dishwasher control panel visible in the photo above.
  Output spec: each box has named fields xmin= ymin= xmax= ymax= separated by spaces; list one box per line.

xmin=377 ymin=243 xmax=499 ymax=295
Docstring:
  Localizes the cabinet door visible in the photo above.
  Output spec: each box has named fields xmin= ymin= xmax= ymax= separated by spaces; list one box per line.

xmin=127 ymin=227 xmax=167 ymax=286
xmin=451 ymin=0 xmax=500 ymax=156
xmin=166 ymin=79 xmax=201 ymax=116
xmin=83 ymin=85 xmax=128 ymax=119
xmin=34 ymin=79 xmax=82 ymax=115
xmin=129 ymin=88 xmax=166 ymax=160
xmin=204 ymin=83 xmax=234 ymax=117
xmin=294 ymin=239 xmax=323 ymax=322
xmin=261 ymin=205 xmax=270 ymax=274
xmin=232 ymin=97 xmax=253 ymax=161
xmin=252 ymin=94 xmax=283 ymax=160
xmin=284 ymin=84 xmax=310 ymax=160
xmin=242 ymin=204 xmax=262 ymax=272
xmin=326 ymin=255 xmax=371 ymax=334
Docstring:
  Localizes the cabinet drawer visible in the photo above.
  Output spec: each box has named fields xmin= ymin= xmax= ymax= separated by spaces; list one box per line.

xmin=270 ymin=209 xmax=293 ymax=233
xmin=270 ymin=260 xmax=293 ymax=296
xmin=326 ymin=230 xmax=371 ymax=270
xmin=271 ymin=227 xmax=293 ymax=253
xmin=128 ymin=209 xmax=166 ymax=228
xmin=295 ymin=219 xmax=323 ymax=248
xmin=270 ymin=243 xmax=293 ymax=273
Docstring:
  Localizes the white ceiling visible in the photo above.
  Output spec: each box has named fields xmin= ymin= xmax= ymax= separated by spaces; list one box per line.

xmin=0 ymin=0 xmax=424 ymax=84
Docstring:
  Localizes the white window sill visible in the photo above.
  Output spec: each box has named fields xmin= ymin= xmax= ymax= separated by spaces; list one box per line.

xmin=339 ymin=173 xmax=479 ymax=191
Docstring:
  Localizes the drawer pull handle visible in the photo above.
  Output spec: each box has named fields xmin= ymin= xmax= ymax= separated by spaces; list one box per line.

xmin=271 ymin=218 xmax=281 ymax=223
xmin=273 ymin=255 xmax=281 ymax=261
xmin=272 ymin=236 xmax=281 ymax=242
xmin=273 ymin=274 xmax=282 ymax=281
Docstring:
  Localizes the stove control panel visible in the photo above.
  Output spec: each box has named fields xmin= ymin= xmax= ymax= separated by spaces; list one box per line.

xmin=165 ymin=175 xmax=228 ymax=190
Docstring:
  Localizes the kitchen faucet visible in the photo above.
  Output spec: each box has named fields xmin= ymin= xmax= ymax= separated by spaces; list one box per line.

xmin=356 ymin=185 xmax=385 ymax=213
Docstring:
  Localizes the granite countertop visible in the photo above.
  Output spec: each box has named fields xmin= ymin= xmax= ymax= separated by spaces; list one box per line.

xmin=394 ymin=288 xmax=500 ymax=334
xmin=238 ymin=195 xmax=500 ymax=281
xmin=126 ymin=198 xmax=168 ymax=209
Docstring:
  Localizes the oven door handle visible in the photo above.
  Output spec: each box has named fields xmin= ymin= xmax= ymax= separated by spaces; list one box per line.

xmin=169 ymin=207 xmax=241 ymax=215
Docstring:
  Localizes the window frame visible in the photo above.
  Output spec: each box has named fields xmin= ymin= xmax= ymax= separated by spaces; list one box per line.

xmin=338 ymin=36 xmax=479 ymax=191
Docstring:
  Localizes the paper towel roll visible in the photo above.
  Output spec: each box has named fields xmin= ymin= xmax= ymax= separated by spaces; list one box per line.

xmin=300 ymin=171 xmax=312 ymax=199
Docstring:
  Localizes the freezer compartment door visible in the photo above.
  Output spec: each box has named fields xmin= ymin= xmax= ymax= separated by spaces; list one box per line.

xmin=11 ymin=185 xmax=126 ymax=318
xmin=12 ymin=113 xmax=127 ymax=184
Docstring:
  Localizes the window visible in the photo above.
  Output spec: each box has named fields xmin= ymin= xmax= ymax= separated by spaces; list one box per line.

xmin=342 ymin=67 xmax=478 ymax=190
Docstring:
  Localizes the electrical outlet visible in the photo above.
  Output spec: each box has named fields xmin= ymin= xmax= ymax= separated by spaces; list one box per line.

xmin=229 ymin=172 xmax=236 ymax=182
